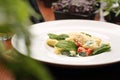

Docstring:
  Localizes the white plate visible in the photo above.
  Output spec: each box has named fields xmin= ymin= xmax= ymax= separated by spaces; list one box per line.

xmin=11 ymin=20 xmax=120 ymax=66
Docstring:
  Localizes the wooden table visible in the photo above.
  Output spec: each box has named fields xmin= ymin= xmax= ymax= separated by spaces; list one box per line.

xmin=37 ymin=0 xmax=55 ymax=21
xmin=0 ymin=40 xmax=14 ymax=80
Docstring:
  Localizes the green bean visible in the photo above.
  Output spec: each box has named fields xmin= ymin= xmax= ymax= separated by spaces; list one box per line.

xmin=92 ymin=44 xmax=111 ymax=55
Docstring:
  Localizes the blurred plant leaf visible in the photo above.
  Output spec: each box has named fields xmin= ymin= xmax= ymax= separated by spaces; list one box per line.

xmin=102 ymin=0 xmax=120 ymax=16
xmin=0 ymin=0 xmax=53 ymax=80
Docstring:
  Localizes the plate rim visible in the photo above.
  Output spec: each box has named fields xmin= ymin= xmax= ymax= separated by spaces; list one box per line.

xmin=11 ymin=19 xmax=120 ymax=67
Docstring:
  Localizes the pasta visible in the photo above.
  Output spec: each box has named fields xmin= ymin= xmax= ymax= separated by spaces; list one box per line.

xmin=46 ymin=32 xmax=111 ymax=57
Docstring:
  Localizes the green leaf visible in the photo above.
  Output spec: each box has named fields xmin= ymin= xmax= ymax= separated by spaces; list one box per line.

xmin=48 ymin=33 xmax=58 ymax=39
xmin=0 ymin=23 xmax=14 ymax=33
xmin=116 ymin=10 xmax=120 ymax=16
xmin=55 ymin=40 xmax=77 ymax=51
xmin=0 ymin=0 xmax=52 ymax=80
xmin=58 ymin=34 xmax=69 ymax=40
xmin=92 ymin=44 xmax=111 ymax=55
xmin=48 ymin=33 xmax=69 ymax=40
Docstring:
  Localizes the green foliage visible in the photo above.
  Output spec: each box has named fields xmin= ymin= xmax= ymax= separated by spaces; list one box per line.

xmin=48 ymin=33 xmax=69 ymax=40
xmin=0 ymin=0 xmax=53 ymax=80
xmin=102 ymin=0 xmax=120 ymax=16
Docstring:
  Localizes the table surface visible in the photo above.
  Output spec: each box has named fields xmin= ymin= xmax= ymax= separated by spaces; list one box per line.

xmin=1 ymin=0 xmax=120 ymax=80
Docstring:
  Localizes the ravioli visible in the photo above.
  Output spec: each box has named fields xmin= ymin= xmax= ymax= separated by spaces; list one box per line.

xmin=47 ymin=32 xmax=111 ymax=57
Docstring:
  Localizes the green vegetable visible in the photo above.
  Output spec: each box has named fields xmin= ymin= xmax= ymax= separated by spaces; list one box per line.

xmin=79 ymin=52 xmax=87 ymax=57
xmin=81 ymin=32 xmax=91 ymax=37
xmin=48 ymin=33 xmax=58 ymax=39
xmin=92 ymin=44 xmax=111 ymax=55
xmin=61 ymin=50 xmax=76 ymax=57
xmin=48 ymin=33 xmax=69 ymax=40
xmin=55 ymin=40 xmax=77 ymax=51
xmin=58 ymin=34 xmax=69 ymax=40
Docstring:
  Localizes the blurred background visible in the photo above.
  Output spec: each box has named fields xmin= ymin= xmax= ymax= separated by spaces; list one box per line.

xmin=0 ymin=0 xmax=120 ymax=80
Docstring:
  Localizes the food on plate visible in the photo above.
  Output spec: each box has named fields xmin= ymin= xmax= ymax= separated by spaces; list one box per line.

xmin=46 ymin=32 xmax=111 ymax=57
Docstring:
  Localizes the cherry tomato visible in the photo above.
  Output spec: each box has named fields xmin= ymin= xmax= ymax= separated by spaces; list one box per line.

xmin=77 ymin=47 xmax=86 ymax=53
xmin=86 ymin=48 xmax=93 ymax=56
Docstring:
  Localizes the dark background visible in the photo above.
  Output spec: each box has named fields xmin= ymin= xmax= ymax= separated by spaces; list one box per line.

xmin=43 ymin=62 xmax=120 ymax=80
